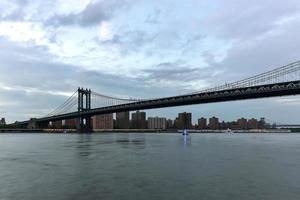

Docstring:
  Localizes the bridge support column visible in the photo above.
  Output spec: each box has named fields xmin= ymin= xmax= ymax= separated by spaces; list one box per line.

xmin=77 ymin=88 xmax=92 ymax=133
xmin=77 ymin=116 xmax=92 ymax=133
xmin=27 ymin=119 xmax=49 ymax=130
xmin=27 ymin=118 xmax=39 ymax=129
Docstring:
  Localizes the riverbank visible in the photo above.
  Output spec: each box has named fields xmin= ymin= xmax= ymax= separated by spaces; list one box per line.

xmin=0 ymin=128 xmax=294 ymax=133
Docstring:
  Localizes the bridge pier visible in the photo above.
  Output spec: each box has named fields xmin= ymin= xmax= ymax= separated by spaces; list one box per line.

xmin=27 ymin=119 xmax=49 ymax=130
xmin=27 ymin=118 xmax=38 ymax=129
xmin=77 ymin=88 xmax=92 ymax=133
xmin=77 ymin=116 xmax=92 ymax=133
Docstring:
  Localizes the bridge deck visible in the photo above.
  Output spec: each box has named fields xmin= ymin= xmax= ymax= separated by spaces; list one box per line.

xmin=14 ymin=80 xmax=300 ymax=125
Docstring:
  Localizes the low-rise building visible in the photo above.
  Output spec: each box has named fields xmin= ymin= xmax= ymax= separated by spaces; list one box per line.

xmin=166 ymin=119 xmax=174 ymax=129
xmin=63 ymin=119 xmax=78 ymax=129
xmin=198 ymin=117 xmax=207 ymax=129
xmin=237 ymin=118 xmax=248 ymax=129
xmin=148 ymin=117 xmax=167 ymax=129
xmin=175 ymin=112 xmax=192 ymax=129
xmin=208 ymin=116 xmax=219 ymax=130
xmin=115 ymin=111 xmax=130 ymax=129
xmin=131 ymin=111 xmax=147 ymax=129
xmin=248 ymin=118 xmax=259 ymax=129
xmin=93 ymin=114 xmax=114 ymax=129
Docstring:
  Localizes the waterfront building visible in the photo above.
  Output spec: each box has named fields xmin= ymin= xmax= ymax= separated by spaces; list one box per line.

xmin=131 ymin=111 xmax=147 ymax=129
xmin=148 ymin=117 xmax=167 ymax=129
xmin=219 ymin=121 xmax=227 ymax=130
xmin=166 ymin=119 xmax=174 ymax=129
xmin=174 ymin=112 xmax=192 ymax=129
xmin=115 ymin=111 xmax=130 ymax=129
xmin=208 ymin=116 xmax=219 ymax=130
xmin=248 ymin=118 xmax=259 ymax=129
xmin=93 ymin=114 xmax=114 ymax=129
xmin=229 ymin=121 xmax=239 ymax=130
xmin=237 ymin=118 xmax=248 ymax=129
xmin=198 ymin=117 xmax=207 ymax=129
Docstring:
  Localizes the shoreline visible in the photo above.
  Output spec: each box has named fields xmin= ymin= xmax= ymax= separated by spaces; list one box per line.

xmin=0 ymin=128 xmax=294 ymax=133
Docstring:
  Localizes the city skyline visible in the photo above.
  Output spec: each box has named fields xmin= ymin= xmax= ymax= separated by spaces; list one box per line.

xmin=1 ymin=0 xmax=300 ymax=123
xmin=18 ymin=111 xmax=270 ymax=130
xmin=0 ymin=110 xmax=277 ymax=127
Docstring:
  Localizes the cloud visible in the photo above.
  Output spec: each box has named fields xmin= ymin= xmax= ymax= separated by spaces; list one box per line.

xmin=0 ymin=36 xmax=181 ymax=121
xmin=95 ymin=29 xmax=159 ymax=56
xmin=143 ymin=61 xmax=203 ymax=81
xmin=209 ymin=14 xmax=300 ymax=83
xmin=207 ymin=0 xmax=300 ymax=40
xmin=0 ymin=0 xmax=28 ymax=21
xmin=144 ymin=8 xmax=161 ymax=25
xmin=46 ymin=0 xmax=133 ymax=27
xmin=1 ymin=0 xmax=300 ymax=124
xmin=141 ymin=61 xmax=221 ymax=92
xmin=275 ymin=97 xmax=300 ymax=106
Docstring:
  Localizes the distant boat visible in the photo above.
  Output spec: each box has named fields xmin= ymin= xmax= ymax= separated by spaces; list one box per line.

xmin=226 ymin=128 xmax=233 ymax=134
xmin=182 ymin=129 xmax=189 ymax=136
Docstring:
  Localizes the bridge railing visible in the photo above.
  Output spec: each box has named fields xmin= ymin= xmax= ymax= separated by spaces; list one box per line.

xmin=192 ymin=60 xmax=300 ymax=94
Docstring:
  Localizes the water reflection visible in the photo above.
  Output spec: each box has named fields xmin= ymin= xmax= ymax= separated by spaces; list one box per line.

xmin=1 ymin=133 xmax=300 ymax=200
xmin=71 ymin=134 xmax=147 ymax=158
xmin=182 ymin=134 xmax=192 ymax=147
xmin=76 ymin=134 xmax=93 ymax=157
xmin=115 ymin=134 xmax=146 ymax=149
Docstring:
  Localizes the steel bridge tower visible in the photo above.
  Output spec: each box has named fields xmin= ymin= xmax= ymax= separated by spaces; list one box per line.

xmin=77 ymin=88 xmax=92 ymax=133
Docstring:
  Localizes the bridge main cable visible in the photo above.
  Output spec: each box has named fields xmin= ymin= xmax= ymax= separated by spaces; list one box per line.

xmin=46 ymin=90 xmax=78 ymax=117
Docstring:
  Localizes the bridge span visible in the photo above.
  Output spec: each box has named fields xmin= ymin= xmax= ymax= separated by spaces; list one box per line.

xmin=13 ymin=60 xmax=300 ymax=132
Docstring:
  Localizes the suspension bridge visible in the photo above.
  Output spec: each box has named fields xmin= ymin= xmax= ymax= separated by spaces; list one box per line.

xmin=14 ymin=60 xmax=300 ymax=132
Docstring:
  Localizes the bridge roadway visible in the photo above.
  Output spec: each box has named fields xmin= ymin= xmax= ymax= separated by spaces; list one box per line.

xmin=15 ymin=80 xmax=300 ymax=126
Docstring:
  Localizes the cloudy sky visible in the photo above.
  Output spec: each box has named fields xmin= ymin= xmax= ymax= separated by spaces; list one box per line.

xmin=1 ymin=0 xmax=300 ymax=123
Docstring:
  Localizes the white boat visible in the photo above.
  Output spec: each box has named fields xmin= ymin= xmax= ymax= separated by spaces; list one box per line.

xmin=182 ymin=129 xmax=189 ymax=136
xmin=226 ymin=128 xmax=233 ymax=133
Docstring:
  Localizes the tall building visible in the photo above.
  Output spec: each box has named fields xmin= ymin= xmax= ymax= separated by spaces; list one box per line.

xmin=174 ymin=112 xmax=192 ymax=129
xmin=228 ymin=121 xmax=239 ymax=130
xmin=237 ymin=118 xmax=248 ymax=129
xmin=198 ymin=117 xmax=207 ymax=129
xmin=148 ymin=117 xmax=167 ymax=129
xmin=248 ymin=118 xmax=259 ymax=129
xmin=93 ymin=114 xmax=114 ymax=129
xmin=115 ymin=111 xmax=130 ymax=129
xmin=219 ymin=121 xmax=228 ymax=130
xmin=131 ymin=111 xmax=146 ymax=129
xmin=166 ymin=119 xmax=174 ymax=129
xmin=208 ymin=116 xmax=219 ymax=130
xmin=0 ymin=118 xmax=6 ymax=125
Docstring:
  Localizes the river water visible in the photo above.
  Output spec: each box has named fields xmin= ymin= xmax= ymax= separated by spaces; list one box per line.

xmin=0 ymin=133 xmax=300 ymax=200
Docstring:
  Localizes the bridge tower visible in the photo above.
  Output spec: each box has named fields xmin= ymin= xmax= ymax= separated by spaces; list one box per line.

xmin=77 ymin=88 xmax=92 ymax=133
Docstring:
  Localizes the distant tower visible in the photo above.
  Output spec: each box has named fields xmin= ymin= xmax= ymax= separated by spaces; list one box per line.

xmin=116 ymin=111 xmax=130 ymax=129
xmin=198 ymin=117 xmax=207 ymax=129
xmin=0 ymin=118 xmax=6 ymax=125
xmin=77 ymin=88 xmax=92 ymax=132
xmin=176 ymin=112 xmax=192 ymax=129
xmin=131 ymin=111 xmax=146 ymax=129
xmin=208 ymin=117 xmax=219 ymax=130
